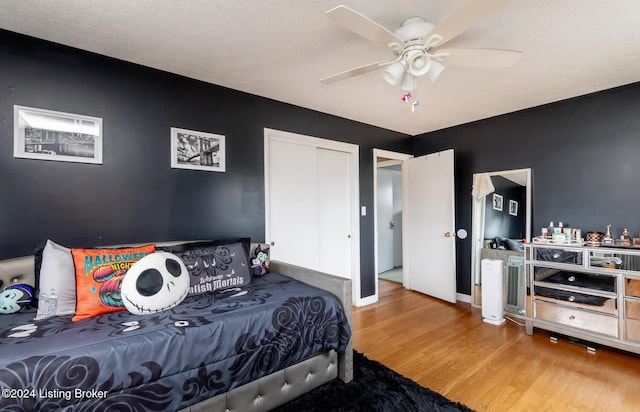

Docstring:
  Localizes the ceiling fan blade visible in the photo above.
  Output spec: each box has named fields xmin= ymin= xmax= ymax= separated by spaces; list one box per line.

xmin=319 ymin=60 xmax=393 ymax=84
xmin=428 ymin=0 xmax=508 ymax=47
xmin=435 ymin=48 xmax=522 ymax=68
xmin=326 ymin=5 xmax=403 ymax=50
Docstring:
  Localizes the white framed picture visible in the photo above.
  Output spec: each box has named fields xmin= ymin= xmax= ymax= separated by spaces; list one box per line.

xmin=171 ymin=127 xmax=225 ymax=172
xmin=13 ymin=105 xmax=102 ymax=164
xmin=509 ymin=199 xmax=518 ymax=216
xmin=492 ymin=193 xmax=503 ymax=211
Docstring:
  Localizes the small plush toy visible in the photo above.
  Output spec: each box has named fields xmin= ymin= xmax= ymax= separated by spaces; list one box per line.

xmin=0 ymin=284 xmax=35 ymax=314
xmin=250 ymin=244 xmax=270 ymax=277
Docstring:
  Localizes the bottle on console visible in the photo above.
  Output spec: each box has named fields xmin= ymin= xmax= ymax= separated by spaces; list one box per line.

xmin=603 ymin=225 xmax=615 ymax=246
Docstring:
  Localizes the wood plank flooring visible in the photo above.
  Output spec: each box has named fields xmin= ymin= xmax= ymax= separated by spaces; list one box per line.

xmin=351 ymin=280 xmax=640 ymax=411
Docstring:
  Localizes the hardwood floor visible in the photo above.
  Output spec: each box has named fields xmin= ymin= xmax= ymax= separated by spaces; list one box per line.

xmin=352 ymin=280 xmax=640 ymax=411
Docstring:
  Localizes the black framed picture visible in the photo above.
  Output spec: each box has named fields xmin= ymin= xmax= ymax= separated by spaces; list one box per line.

xmin=492 ymin=193 xmax=503 ymax=211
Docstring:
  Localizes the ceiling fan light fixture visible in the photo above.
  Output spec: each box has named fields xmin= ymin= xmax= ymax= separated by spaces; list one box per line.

xmin=399 ymin=72 xmax=416 ymax=91
xmin=427 ymin=60 xmax=446 ymax=82
xmin=382 ymin=61 xmax=406 ymax=86
xmin=407 ymin=50 xmax=431 ymax=76
xmin=321 ymin=3 xmax=523 ymax=102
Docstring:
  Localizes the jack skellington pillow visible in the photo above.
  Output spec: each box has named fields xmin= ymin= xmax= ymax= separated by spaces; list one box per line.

xmin=121 ymin=252 xmax=190 ymax=315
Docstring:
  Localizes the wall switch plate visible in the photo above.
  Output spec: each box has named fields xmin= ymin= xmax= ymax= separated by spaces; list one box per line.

xmin=361 ymin=206 xmax=366 ymax=216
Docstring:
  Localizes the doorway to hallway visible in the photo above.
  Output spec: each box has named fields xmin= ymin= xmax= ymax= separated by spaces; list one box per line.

xmin=376 ymin=163 xmax=403 ymax=284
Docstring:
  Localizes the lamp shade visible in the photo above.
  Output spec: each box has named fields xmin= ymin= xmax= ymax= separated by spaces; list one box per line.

xmin=382 ymin=61 xmax=405 ymax=86
xmin=407 ymin=51 xmax=431 ymax=77
xmin=399 ymin=72 xmax=416 ymax=91
xmin=427 ymin=60 xmax=446 ymax=82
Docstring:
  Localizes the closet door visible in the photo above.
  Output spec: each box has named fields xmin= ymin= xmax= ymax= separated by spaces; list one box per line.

xmin=268 ymin=139 xmax=319 ymax=271
xmin=267 ymin=139 xmax=352 ymax=278
xmin=317 ymin=148 xmax=351 ymax=277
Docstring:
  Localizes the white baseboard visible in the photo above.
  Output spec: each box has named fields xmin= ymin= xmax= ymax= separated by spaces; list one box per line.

xmin=357 ymin=292 xmax=470 ymax=306
xmin=355 ymin=294 xmax=378 ymax=307
xmin=456 ymin=293 xmax=471 ymax=304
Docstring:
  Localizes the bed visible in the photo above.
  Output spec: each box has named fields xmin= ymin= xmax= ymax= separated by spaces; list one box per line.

xmin=0 ymin=241 xmax=353 ymax=411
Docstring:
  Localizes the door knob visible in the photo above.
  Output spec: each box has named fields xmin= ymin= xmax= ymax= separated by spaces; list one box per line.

xmin=444 ymin=232 xmax=452 ymax=238
xmin=270 ymin=241 xmax=275 ymax=246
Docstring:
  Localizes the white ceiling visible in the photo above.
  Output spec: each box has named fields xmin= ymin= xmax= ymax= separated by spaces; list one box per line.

xmin=1 ymin=0 xmax=639 ymax=136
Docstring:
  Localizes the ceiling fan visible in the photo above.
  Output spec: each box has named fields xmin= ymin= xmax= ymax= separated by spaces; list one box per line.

xmin=319 ymin=1 xmax=522 ymax=92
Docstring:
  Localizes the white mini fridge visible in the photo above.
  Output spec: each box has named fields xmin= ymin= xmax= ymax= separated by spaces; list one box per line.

xmin=481 ymin=258 xmax=505 ymax=325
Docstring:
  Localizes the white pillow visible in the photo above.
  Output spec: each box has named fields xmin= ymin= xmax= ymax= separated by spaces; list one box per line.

xmin=122 ymin=252 xmax=189 ymax=315
xmin=35 ymin=239 xmax=76 ymax=319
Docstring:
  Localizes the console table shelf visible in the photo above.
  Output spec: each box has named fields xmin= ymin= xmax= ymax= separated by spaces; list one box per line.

xmin=524 ymin=242 xmax=640 ymax=354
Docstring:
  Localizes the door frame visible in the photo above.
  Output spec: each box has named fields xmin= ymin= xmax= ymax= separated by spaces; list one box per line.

xmin=264 ymin=128 xmax=361 ymax=305
xmin=371 ymin=149 xmax=413 ymax=304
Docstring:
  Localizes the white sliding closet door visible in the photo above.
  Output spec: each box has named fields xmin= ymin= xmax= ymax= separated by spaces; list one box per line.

xmin=268 ymin=140 xmax=318 ymax=270
xmin=266 ymin=134 xmax=353 ymax=279
xmin=317 ymin=148 xmax=351 ymax=277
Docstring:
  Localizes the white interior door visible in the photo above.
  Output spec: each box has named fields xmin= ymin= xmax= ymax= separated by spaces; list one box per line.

xmin=268 ymin=140 xmax=318 ymax=270
xmin=317 ymin=148 xmax=351 ymax=277
xmin=391 ymin=169 xmax=403 ymax=267
xmin=376 ymin=168 xmax=394 ymax=273
xmin=404 ymin=149 xmax=456 ymax=303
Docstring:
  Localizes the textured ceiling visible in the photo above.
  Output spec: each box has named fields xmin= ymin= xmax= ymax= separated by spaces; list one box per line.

xmin=1 ymin=0 xmax=639 ymax=136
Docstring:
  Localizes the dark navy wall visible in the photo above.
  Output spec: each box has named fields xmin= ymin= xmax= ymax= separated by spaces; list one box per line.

xmin=4 ymin=29 xmax=639 ymax=299
xmin=0 ymin=29 xmax=412 ymax=299
xmin=413 ymin=82 xmax=640 ymax=295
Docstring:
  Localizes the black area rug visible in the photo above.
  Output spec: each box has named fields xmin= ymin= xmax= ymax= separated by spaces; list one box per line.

xmin=273 ymin=351 xmax=475 ymax=412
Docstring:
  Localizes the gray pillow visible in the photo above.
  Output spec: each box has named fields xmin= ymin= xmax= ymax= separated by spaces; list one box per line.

xmin=176 ymin=242 xmax=251 ymax=296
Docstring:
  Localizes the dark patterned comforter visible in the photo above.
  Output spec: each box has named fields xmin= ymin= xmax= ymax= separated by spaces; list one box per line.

xmin=0 ymin=273 xmax=351 ymax=411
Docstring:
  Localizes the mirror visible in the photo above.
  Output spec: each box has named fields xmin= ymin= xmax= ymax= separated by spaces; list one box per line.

xmin=471 ymin=168 xmax=531 ymax=308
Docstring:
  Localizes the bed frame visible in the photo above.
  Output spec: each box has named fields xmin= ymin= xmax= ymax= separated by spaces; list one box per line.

xmin=0 ymin=242 xmax=353 ymax=412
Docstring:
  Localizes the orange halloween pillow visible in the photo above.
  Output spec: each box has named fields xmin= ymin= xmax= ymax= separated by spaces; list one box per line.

xmin=71 ymin=245 xmax=155 ymax=322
